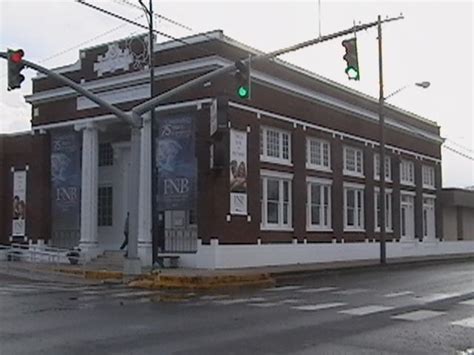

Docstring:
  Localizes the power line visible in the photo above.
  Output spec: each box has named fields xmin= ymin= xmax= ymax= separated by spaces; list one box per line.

xmin=446 ymin=138 xmax=474 ymax=154
xmin=443 ymin=145 xmax=474 ymax=161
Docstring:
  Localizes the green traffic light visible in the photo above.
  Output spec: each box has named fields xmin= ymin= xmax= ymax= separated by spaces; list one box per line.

xmin=345 ymin=67 xmax=359 ymax=80
xmin=238 ymin=86 xmax=249 ymax=99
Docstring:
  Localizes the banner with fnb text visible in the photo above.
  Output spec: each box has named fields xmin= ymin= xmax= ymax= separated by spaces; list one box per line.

xmin=155 ymin=113 xmax=196 ymax=211
xmin=230 ymin=129 xmax=247 ymax=215
xmin=12 ymin=170 xmax=27 ymax=237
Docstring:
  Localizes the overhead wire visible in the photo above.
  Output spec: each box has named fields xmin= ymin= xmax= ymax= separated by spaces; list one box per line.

xmin=445 ymin=138 xmax=474 ymax=154
xmin=443 ymin=145 xmax=474 ymax=161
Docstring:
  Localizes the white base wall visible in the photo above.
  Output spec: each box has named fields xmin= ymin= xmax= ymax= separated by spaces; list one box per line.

xmin=176 ymin=239 xmax=474 ymax=269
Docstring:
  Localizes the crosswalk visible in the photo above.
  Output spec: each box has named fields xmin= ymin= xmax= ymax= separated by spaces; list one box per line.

xmin=186 ymin=284 xmax=474 ymax=330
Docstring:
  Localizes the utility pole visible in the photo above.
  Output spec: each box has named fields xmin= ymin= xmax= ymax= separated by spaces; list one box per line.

xmin=378 ymin=15 xmax=387 ymax=264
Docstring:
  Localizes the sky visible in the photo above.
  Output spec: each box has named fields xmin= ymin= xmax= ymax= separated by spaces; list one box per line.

xmin=0 ymin=0 xmax=473 ymax=188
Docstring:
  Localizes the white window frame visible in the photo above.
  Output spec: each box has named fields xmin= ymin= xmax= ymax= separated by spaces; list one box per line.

xmin=306 ymin=177 xmax=332 ymax=231
xmin=306 ymin=137 xmax=331 ymax=172
xmin=374 ymin=188 xmax=393 ymax=232
xmin=260 ymin=126 xmax=292 ymax=166
xmin=343 ymin=146 xmax=364 ymax=177
xmin=374 ymin=153 xmax=392 ymax=182
xmin=260 ymin=170 xmax=293 ymax=231
xmin=422 ymin=165 xmax=435 ymax=189
xmin=343 ymin=182 xmax=365 ymax=231
xmin=400 ymin=159 xmax=415 ymax=186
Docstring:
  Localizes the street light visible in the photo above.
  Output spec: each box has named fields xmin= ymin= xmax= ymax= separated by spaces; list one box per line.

xmin=378 ymin=76 xmax=431 ymax=264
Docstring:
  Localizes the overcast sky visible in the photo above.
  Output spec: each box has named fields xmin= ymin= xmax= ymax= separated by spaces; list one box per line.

xmin=0 ymin=0 xmax=473 ymax=187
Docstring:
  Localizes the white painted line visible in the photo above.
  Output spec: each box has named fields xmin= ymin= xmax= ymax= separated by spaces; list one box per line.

xmin=248 ymin=302 xmax=280 ymax=308
xmin=200 ymin=295 xmax=229 ymax=301
xmin=384 ymin=291 xmax=414 ymax=298
xmin=214 ymin=297 xmax=265 ymax=305
xmin=278 ymin=299 xmax=301 ymax=304
xmin=265 ymin=286 xmax=302 ymax=292
xmin=417 ymin=293 xmax=461 ymax=303
xmin=0 ymin=287 xmax=36 ymax=293
xmin=392 ymin=310 xmax=445 ymax=321
xmin=451 ymin=317 xmax=474 ymax=328
xmin=111 ymin=291 xmax=156 ymax=298
xmin=298 ymin=287 xmax=338 ymax=293
xmin=293 ymin=302 xmax=347 ymax=311
xmin=459 ymin=299 xmax=474 ymax=306
xmin=333 ymin=289 xmax=369 ymax=295
xmin=339 ymin=305 xmax=394 ymax=316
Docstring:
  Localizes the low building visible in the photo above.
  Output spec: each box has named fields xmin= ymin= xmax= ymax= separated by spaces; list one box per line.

xmin=442 ymin=188 xmax=474 ymax=241
xmin=2 ymin=30 xmax=472 ymax=268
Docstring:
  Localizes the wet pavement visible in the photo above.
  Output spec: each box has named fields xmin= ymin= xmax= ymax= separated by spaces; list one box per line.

xmin=0 ymin=261 xmax=473 ymax=354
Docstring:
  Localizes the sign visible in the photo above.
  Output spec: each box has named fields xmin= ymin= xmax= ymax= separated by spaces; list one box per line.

xmin=51 ymin=131 xmax=81 ymax=231
xmin=156 ymin=114 xmax=196 ymax=211
xmin=12 ymin=170 xmax=27 ymax=237
xmin=230 ymin=129 xmax=247 ymax=215
xmin=210 ymin=98 xmax=218 ymax=136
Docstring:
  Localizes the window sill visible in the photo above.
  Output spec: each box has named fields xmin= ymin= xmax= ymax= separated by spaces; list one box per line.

xmin=422 ymin=185 xmax=436 ymax=190
xmin=401 ymin=181 xmax=415 ymax=187
xmin=261 ymin=225 xmax=294 ymax=232
xmin=374 ymin=178 xmax=393 ymax=183
xmin=343 ymin=228 xmax=366 ymax=233
xmin=307 ymin=227 xmax=333 ymax=232
xmin=306 ymin=164 xmax=332 ymax=173
xmin=343 ymin=170 xmax=365 ymax=178
xmin=375 ymin=229 xmax=394 ymax=233
xmin=261 ymin=156 xmax=293 ymax=167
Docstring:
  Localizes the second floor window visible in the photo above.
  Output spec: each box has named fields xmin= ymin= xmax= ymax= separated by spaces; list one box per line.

xmin=306 ymin=137 xmax=331 ymax=171
xmin=374 ymin=153 xmax=392 ymax=181
xmin=400 ymin=159 xmax=415 ymax=185
xmin=260 ymin=126 xmax=291 ymax=164
xmin=344 ymin=146 xmax=364 ymax=176
xmin=422 ymin=165 xmax=435 ymax=188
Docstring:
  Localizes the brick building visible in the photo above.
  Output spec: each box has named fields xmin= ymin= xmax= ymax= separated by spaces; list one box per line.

xmin=1 ymin=30 xmax=454 ymax=268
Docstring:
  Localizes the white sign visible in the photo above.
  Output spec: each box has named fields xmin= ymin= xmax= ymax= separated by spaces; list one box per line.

xmin=210 ymin=98 xmax=218 ymax=136
xmin=12 ymin=170 xmax=27 ymax=237
xmin=230 ymin=130 xmax=247 ymax=215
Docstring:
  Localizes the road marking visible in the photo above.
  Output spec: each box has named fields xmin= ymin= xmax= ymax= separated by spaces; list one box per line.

xmin=111 ymin=291 xmax=156 ymax=298
xmin=459 ymin=299 xmax=474 ymax=306
xmin=333 ymin=288 xmax=369 ymax=295
xmin=384 ymin=291 xmax=414 ymax=298
xmin=298 ymin=287 xmax=338 ymax=293
xmin=278 ymin=299 xmax=301 ymax=304
xmin=214 ymin=297 xmax=266 ymax=305
xmin=339 ymin=305 xmax=394 ymax=316
xmin=391 ymin=310 xmax=445 ymax=321
xmin=248 ymin=302 xmax=281 ymax=308
xmin=200 ymin=295 xmax=229 ymax=301
xmin=451 ymin=317 xmax=474 ymax=329
xmin=293 ymin=302 xmax=347 ymax=311
xmin=416 ymin=293 xmax=461 ymax=303
xmin=265 ymin=286 xmax=302 ymax=292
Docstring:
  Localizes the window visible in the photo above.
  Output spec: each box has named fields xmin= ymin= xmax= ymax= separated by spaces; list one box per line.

xmin=99 ymin=143 xmax=114 ymax=166
xmin=374 ymin=154 xmax=392 ymax=181
xmin=306 ymin=137 xmax=331 ymax=171
xmin=400 ymin=192 xmax=415 ymax=239
xmin=374 ymin=189 xmax=393 ymax=232
xmin=344 ymin=146 xmax=364 ymax=176
xmin=344 ymin=184 xmax=364 ymax=230
xmin=422 ymin=165 xmax=435 ymax=189
xmin=307 ymin=179 xmax=331 ymax=230
xmin=260 ymin=127 xmax=291 ymax=164
xmin=98 ymin=186 xmax=113 ymax=226
xmin=261 ymin=171 xmax=292 ymax=229
xmin=400 ymin=159 xmax=415 ymax=185
xmin=423 ymin=196 xmax=436 ymax=239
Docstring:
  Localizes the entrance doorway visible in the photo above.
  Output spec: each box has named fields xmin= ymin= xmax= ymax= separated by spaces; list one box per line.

xmin=401 ymin=193 xmax=415 ymax=240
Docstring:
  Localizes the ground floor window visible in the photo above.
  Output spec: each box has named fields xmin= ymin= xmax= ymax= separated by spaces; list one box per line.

xmin=307 ymin=179 xmax=331 ymax=230
xmin=423 ymin=196 xmax=436 ymax=239
xmin=400 ymin=193 xmax=415 ymax=239
xmin=374 ymin=189 xmax=393 ymax=232
xmin=261 ymin=171 xmax=293 ymax=230
xmin=344 ymin=184 xmax=364 ymax=231
xmin=98 ymin=186 xmax=113 ymax=226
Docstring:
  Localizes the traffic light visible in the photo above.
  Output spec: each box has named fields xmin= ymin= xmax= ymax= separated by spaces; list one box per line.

xmin=341 ymin=38 xmax=360 ymax=81
xmin=7 ymin=49 xmax=25 ymax=91
xmin=235 ymin=59 xmax=250 ymax=99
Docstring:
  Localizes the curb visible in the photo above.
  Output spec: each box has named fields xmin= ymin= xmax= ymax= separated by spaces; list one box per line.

xmin=128 ymin=273 xmax=275 ymax=290
xmin=55 ymin=268 xmax=123 ymax=281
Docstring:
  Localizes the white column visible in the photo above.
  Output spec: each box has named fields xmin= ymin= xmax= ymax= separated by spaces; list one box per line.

xmin=137 ymin=114 xmax=153 ymax=266
xmin=76 ymin=123 xmax=99 ymax=259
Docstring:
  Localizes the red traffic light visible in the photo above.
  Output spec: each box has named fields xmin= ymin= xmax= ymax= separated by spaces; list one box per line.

xmin=10 ymin=50 xmax=24 ymax=64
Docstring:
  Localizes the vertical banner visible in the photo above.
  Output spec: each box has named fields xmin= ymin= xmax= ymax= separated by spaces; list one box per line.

xmin=156 ymin=114 xmax=196 ymax=211
xmin=230 ymin=129 xmax=248 ymax=215
xmin=12 ymin=170 xmax=27 ymax=237
xmin=50 ymin=131 xmax=81 ymax=236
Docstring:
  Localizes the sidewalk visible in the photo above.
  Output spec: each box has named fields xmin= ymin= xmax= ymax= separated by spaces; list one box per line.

xmin=1 ymin=253 xmax=473 ymax=289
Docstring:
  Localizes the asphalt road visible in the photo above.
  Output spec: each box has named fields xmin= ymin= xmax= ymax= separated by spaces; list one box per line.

xmin=0 ymin=261 xmax=473 ymax=355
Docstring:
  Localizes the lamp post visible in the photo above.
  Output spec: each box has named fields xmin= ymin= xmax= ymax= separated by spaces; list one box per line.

xmin=378 ymin=15 xmax=430 ymax=264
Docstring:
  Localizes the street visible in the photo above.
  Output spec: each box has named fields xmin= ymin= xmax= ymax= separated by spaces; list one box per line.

xmin=0 ymin=261 xmax=473 ymax=355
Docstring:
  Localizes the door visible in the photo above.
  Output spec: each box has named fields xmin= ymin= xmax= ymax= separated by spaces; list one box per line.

xmin=401 ymin=194 xmax=414 ymax=240
xmin=423 ymin=197 xmax=436 ymax=239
